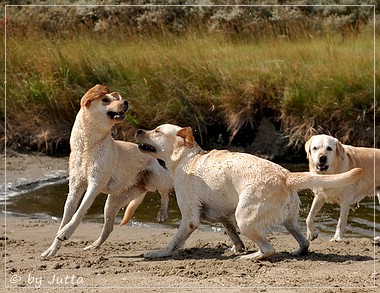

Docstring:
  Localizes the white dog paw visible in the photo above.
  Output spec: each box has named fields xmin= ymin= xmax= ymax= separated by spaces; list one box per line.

xmin=83 ymin=243 xmax=99 ymax=251
xmin=41 ymin=239 xmax=62 ymax=258
xmin=235 ymin=249 xmax=275 ymax=260
xmin=330 ymin=236 xmax=343 ymax=242
xmin=41 ymin=246 xmax=58 ymax=258
xmin=144 ymin=250 xmax=171 ymax=259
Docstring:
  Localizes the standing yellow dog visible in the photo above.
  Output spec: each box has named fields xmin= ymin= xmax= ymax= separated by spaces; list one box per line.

xmin=305 ymin=134 xmax=380 ymax=242
xmin=41 ymin=85 xmax=172 ymax=257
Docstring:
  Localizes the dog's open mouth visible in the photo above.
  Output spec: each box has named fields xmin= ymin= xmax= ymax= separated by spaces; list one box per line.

xmin=107 ymin=110 xmax=126 ymax=121
xmin=138 ymin=143 xmax=157 ymax=153
xmin=316 ymin=164 xmax=329 ymax=172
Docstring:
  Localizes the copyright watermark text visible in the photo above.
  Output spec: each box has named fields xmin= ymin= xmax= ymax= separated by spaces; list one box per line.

xmin=8 ymin=273 xmax=84 ymax=288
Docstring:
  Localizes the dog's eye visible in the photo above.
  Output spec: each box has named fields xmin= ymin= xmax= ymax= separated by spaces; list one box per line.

xmin=326 ymin=146 xmax=333 ymax=151
xmin=312 ymin=146 xmax=318 ymax=150
xmin=102 ymin=98 xmax=110 ymax=104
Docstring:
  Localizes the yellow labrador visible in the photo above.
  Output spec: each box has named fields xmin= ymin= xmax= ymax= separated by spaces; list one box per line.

xmin=136 ymin=124 xmax=363 ymax=260
xmin=305 ymin=134 xmax=380 ymax=242
xmin=41 ymin=85 xmax=172 ymax=258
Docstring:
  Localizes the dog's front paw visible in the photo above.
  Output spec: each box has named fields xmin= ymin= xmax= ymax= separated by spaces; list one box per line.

xmin=307 ymin=229 xmax=318 ymax=241
xmin=144 ymin=249 xmax=171 ymax=259
xmin=41 ymin=247 xmax=57 ymax=258
xmin=41 ymin=239 xmax=62 ymax=258
xmin=83 ymin=242 xmax=100 ymax=251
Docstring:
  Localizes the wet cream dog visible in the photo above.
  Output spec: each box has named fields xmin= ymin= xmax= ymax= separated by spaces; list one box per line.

xmin=136 ymin=124 xmax=363 ymax=260
xmin=305 ymin=134 xmax=380 ymax=242
xmin=41 ymin=85 xmax=172 ymax=257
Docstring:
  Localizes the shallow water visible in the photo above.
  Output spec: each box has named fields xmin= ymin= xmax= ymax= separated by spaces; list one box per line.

xmin=2 ymin=164 xmax=379 ymax=239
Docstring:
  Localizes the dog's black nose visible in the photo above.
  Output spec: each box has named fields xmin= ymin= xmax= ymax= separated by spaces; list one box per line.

xmin=123 ymin=100 xmax=129 ymax=109
xmin=136 ymin=129 xmax=144 ymax=135
xmin=319 ymin=155 xmax=327 ymax=164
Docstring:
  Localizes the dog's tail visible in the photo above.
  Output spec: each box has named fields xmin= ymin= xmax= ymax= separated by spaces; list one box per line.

xmin=120 ymin=196 xmax=144 ymax=226
xmin=286 ymin=167 xmax=363 ymax=192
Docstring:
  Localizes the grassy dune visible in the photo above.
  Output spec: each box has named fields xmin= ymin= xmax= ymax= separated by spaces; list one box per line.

xmin=2 ymin=5 xmax=378 ymax=157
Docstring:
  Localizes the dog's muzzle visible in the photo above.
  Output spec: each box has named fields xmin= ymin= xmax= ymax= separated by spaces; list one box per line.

xmin=316 ymin=155 xmax=329 ymax=172
xmin=136 ymin=129 xmax=157 ymax=152
xmin=138 ymin=143 xmax=157 ymax=153
xmin=107 ymin=100 xmax=129 ymax=121
xmin=316 ymin=164 xmax=329 ymax=172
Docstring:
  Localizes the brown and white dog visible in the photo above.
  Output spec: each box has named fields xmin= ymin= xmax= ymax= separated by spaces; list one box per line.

xmin=136 ymin=124 xmax=363 ymax=260
xmin=305 ymin=134 xmax=380 ymax=242
xmin=41 ymin=85 xmax=172 ymax=257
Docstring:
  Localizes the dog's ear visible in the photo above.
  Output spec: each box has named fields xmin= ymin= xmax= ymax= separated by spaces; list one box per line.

xmin=304 ymin=137 xmax=312 ymax=159
xmin=80 ymin=84 xmax=110 ymax=108
xmin=176 ymin=127 xmax=195 ymax=148
xmin=335 ymin=139 xmax=345 ymax=160
xmin=109 ymin=92 xmax=122 ymax=100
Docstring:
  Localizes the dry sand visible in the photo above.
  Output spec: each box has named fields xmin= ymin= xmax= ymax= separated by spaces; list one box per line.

xmin=1 ymin=152 xmax=379 ymax=292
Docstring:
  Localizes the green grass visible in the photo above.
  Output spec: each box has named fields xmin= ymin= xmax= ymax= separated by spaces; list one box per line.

xmin=3 ymin=29 xmax=378 ymax=153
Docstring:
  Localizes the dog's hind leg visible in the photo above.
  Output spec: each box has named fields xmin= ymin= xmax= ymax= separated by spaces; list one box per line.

xmin=283 ymin=194 xmax=309 ymax=256
xmin=221 ymin=218 xmax=245 ymax=253
xmin=155 ymin=186 xmax=170 ymax=223
xmin=235 ymin=193 xmax=275 ymax=260
xmin=84 ymin=189 xmax=146 ymax=251
xmin=84 ymin=193 xmax=120 ymax=251
xmin=236 ymin=230 xmax=275 ymax=260
xmin=285 ymin=221 xmax=309 ymax=256
xmin=54 ymin=184 xmax=102 ymax=245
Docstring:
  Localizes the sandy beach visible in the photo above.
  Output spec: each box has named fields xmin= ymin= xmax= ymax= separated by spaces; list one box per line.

xmin=1 ymin=152 xmax=379 ymax=292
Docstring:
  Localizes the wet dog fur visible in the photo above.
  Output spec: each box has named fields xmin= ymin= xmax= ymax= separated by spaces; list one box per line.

xmin=136 ymin=124 xmax=363 ymax=260
xmin=41 ymin=85 xmax=172 ymax=257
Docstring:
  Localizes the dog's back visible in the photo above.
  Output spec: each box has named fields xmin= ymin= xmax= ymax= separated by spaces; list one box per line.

xmin=342 ymin=145 xmax=380 ymax=201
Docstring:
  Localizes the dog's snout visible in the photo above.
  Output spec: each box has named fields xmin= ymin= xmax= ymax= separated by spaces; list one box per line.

xmin=122 ymin=100 xmax=129 ymax=109
xmin=136 ymin=129 xmax=144 ymax=136
xmin=319 ymin=155 xmax=327 ymax=164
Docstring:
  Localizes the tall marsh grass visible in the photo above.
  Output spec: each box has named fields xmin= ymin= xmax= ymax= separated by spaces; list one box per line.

xmin=3 ymin=4 xmax=378 ymax=156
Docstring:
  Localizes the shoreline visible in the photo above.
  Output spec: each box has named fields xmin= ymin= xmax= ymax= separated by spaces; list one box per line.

xmin=1 ymin=151 xmax=380 ymax=292
xmin=1 ymin=151 xmax=68 ymax=195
